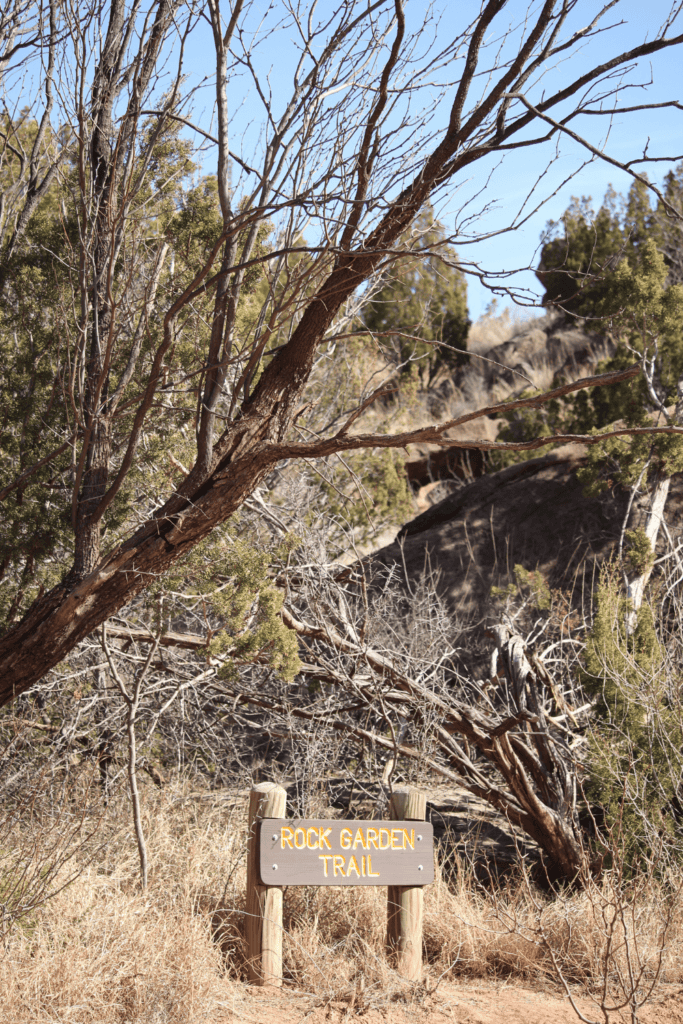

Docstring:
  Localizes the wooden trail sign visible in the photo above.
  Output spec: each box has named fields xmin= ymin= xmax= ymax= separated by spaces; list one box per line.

xmin=259 ymin=818 xmax=434 ymax=886
xmin=245 ymin=784 xmax=429 ymax=986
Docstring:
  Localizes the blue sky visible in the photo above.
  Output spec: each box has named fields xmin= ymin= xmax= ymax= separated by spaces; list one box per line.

xmin=177 ymin=0 xmax=683 ymax=321
xmin=430 ymin=0 xmax=683 ymax=318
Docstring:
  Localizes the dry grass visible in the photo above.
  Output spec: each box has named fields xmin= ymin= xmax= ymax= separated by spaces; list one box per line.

xmin=466 ymin=306 xmax=547 ymax=355
xmin=1 ymin=778 xmax=682 ymax=1021
xmin=0 ymin=884 xmax=224 ymax=1023
xmin=275 ymin=860 xmax=683 ymax=1002
xmin=0 ymin=778 xmax=245 ymax=1023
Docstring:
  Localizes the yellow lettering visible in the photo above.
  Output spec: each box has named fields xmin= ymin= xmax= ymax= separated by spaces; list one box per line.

xmin=403 ymin=828 xmax=415 ymax=850
xmin=333 ymin=855 xmax=346 ymax=877
xmin=379 ymin=828 xmax=391 ymax=850
xmin=294 ymin=828 xmax=307 ymax=849
xmin=340 ymin=828 xmax=352 ymax=850
xmin=367 ymin=855 xmax=380 ymax=877
xmin=307 ymin=827 xmax=319 ymax=850
xmin=391 ymin=828 xmax=404 ymax=849
xmin=346 ymin=855 xmax=360 ymax=877
xmin=319 ymin=855 xmax=332 ymax=877
xmin=281 ymin=827 xmax=294 ymax=849
xmin=361 ymin=855 xmax=366 ymax=876
xmin=352 ymin=828 xmax=367 ymax=850
xmin=366 ymin=828 xmax=378 ymax=849
xmin=320 ymin=828 xmax=332 ymax=850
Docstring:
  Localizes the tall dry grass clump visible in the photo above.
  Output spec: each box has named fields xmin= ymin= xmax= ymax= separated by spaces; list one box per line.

xmin=0 ymin=883 xmax=223 ymax=1023
xmin=259 ymin=848 xmax=683 ymax=1005
xmin=0 ymin=777 xmax=248 ymax=1023
xmin=466 ymin=305 xmax=546 ymax=354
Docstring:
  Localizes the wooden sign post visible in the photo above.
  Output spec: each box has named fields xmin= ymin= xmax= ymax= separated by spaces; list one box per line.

xmin=246 ymin=782 xmax=287 ymax=985
xmin=245 ymin=784 xmax=433 ymax=985
xmin=387 ymin=787 xmax=427 ymax=981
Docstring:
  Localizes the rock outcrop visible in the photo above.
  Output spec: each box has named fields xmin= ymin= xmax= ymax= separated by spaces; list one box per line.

xmin=453 ymin=311 xmax=615 ymax=415
xmin=402 ymin=312 xmax=616 ymax=502
xmin=373 ymin=443 xmax=683 ymax=620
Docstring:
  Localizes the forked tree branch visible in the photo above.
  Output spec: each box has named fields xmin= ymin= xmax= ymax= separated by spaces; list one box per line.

xmin=2 ymin=0 xmax=683 ymax=708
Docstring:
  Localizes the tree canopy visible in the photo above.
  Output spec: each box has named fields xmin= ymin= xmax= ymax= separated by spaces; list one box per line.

xmin=501 ymin=173 xmax=683 ymax=456
xmin=0 ymin=0 xmax=683 ymax=702
xmin=362 ymin=207 xmax=470 ymax=383
xmin=537 ymin=168 xmax=683 ymax=318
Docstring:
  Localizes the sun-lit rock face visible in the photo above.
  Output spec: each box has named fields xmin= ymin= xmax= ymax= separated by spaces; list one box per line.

xmin=459 ymin=313 xmax=616 ymax=407
xmin=403 ymin=312 xmax=616 ymax=488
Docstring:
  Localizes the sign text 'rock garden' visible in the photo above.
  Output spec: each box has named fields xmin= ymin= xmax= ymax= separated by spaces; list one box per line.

xmin=259 ymin=818 xmax=434 ymax=885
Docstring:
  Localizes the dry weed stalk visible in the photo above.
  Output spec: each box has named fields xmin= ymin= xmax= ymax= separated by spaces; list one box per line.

xmin=100 ymin=612 xmax=168 ymax=890
xmin=0 ymin=751 xmax=105 ymax=943
xmin=487 ymin=840 xmax=683 ymax=1024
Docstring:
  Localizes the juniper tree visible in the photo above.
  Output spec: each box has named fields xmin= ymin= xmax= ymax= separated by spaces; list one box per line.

xmin=362 ymin=206 xmax=470 ymax=384
xmin=1 ymin=0 xmax=683 ymax=701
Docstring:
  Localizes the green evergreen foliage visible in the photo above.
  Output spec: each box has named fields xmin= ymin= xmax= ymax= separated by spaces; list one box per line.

xmin=537 ymin=166 xmax=683 ymax=313
xmin=494 ymin=183 xmax=683 ymax=477
xmin=580 ymin=568 xmax=680 ymax=862
xmin=572 ymin=239 xmax=683 ymax=495
xmin=311 ymin=448 xmax=413 ymax=553
xmin=491 ymin=563 xmax=551 ymax=610
xmin=537 ymin=180 xmax=660 ymax=318
xmin=508 ymin=179 xmax=683 ymax=864
xmin=488 ymin=388 xmax=571 ymax=470
xmin=0 ymin=116 xmax=200 ymax=626
xmin=0 ymin=115 xmax=286 ymax=633
xmin=149 ymin=527 xmax=301 ymax=683
xmin=363 ymin=207 xmax=470 ymax=383
xmin=0 ymin=182 xmax=77 ymax=623
xmin=534 ymin=178 xmax=683 ymax=447
xmin=0 ymin=137 xmax=306 ymax=680
xmin=623 ymin=528 xmax=656 ymax=576
xmin=203 ymin=538 xmax=301 ymax=683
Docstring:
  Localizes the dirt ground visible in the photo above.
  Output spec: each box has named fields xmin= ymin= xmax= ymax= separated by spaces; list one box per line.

xmin=214 ymin=980 xmax=683 ymax=1024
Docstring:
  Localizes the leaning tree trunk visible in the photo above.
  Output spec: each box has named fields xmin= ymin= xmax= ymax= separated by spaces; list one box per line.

xmin=0 ymin=0 xmax=669 ymax=707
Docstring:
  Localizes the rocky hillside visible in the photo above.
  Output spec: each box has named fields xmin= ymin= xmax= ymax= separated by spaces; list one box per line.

xmin=453 ymin=309 xmax=615 ymax=418
xmin=403 ymin=311 xmax=616 ymax=492
xmin=361 ymin=310 xmax=679 ymax=619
